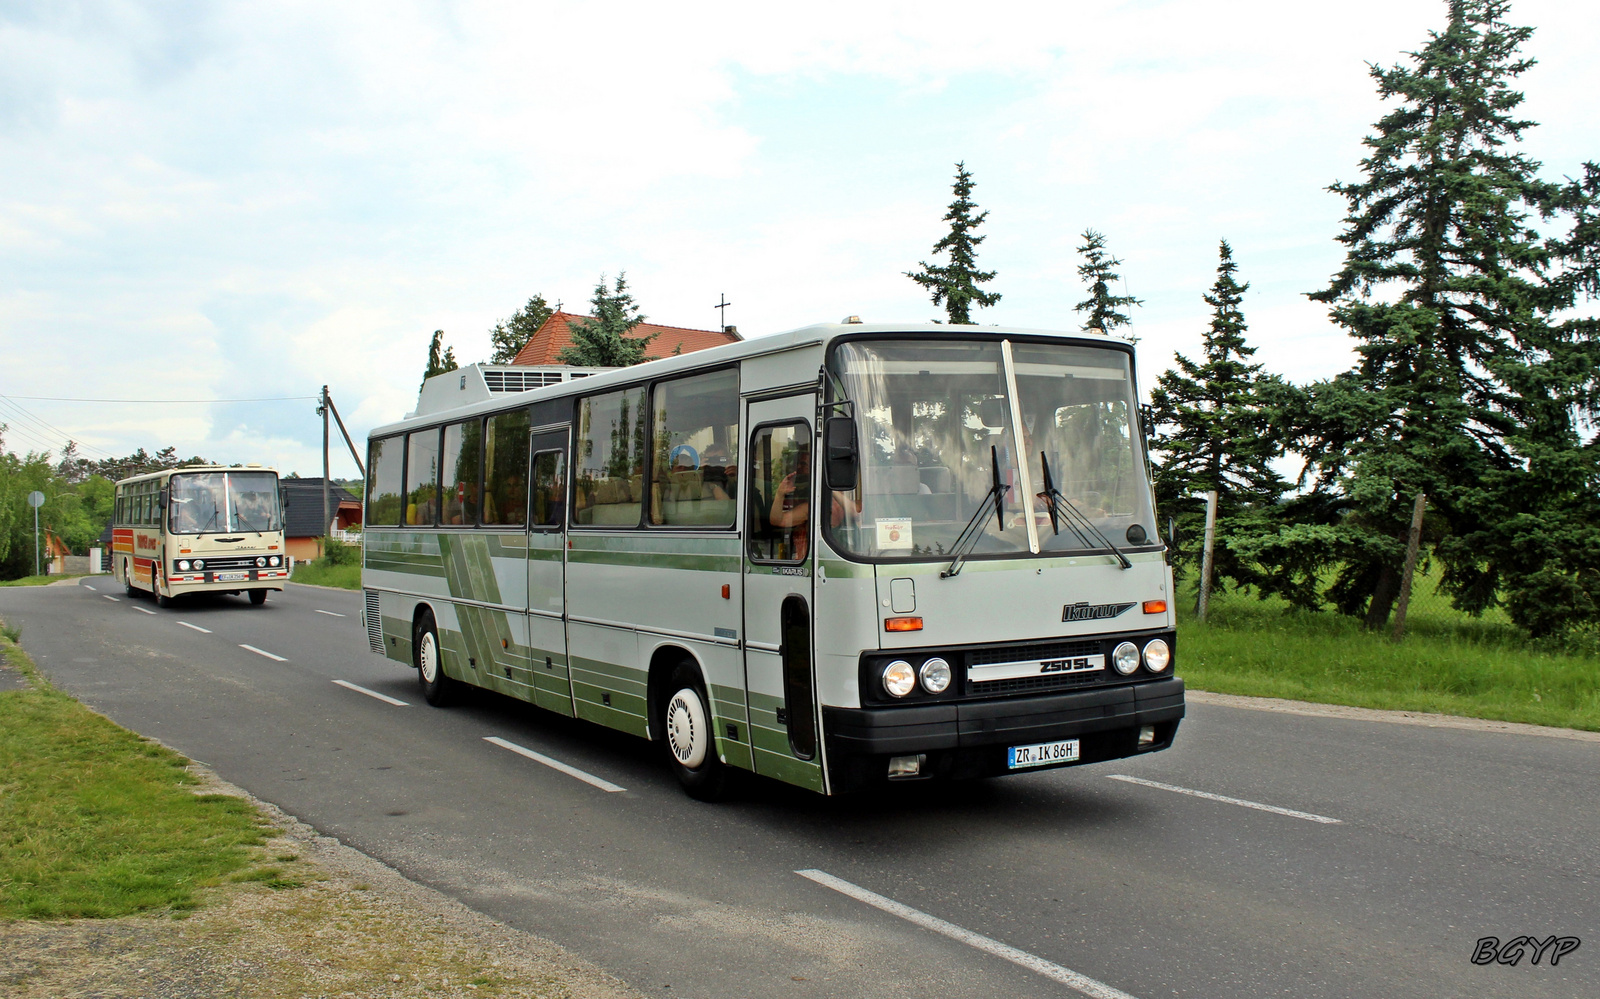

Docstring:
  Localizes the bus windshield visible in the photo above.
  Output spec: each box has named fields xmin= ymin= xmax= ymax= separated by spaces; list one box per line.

xmin=827 ymin=337 xmax=1157 ymax=562
xmin=170 ymin=471 xmax=283 ymax=534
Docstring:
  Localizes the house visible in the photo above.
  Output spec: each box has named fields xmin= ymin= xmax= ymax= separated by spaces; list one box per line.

xmin=282 ymin=477 xmax=362 ymax=563
xmin=412 ymin=313 xmax=743 ymax=418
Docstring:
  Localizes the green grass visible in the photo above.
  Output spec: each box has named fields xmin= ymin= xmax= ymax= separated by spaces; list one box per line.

xmin=1180 ymin=577 xmax=1600 ymax=732
xmin=0 ymin=574 xmax=87 ymax=587
xmin=0 ymin=630 xmax=269 ymax=919
xmin=290 ymin=561 xmax=361 ymax=590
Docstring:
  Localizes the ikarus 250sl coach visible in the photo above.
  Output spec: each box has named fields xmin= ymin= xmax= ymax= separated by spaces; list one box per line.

xmin=361 ymin=321 xmax=1184 ymax=799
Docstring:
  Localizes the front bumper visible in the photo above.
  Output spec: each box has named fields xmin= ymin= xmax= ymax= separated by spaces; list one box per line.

xmin=823 ymin=676 xmax=1184 ymax=792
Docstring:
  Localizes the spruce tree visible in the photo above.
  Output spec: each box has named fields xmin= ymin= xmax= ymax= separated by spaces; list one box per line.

xmin=556 ymin=274 xmax=658 ymax=367
xmin=489 ymin=294 xmax=554 ymax=364
xmin=1150 ymin=241 xmax=1289 ymax=588
xmin=906 ymin=162 xmax=1001 ymax=324
xmin=1296 ymin=0 xmax=1600 ymax=631
xmin=421 ymin=329 xmax=458 ymax=389
xmin=1073 ymin=230 xmax=1141 ymax=338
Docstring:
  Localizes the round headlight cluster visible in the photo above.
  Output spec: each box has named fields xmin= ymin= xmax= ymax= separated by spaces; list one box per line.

xmin=1113 ymin=641 xmax=1141 ymax=675
xmin=256 ymin=556 xmax=267 ymax=568
xmin=919 ymin=657 xmax=952 ymax=694
xmin=269 ymin=555 xmax=282 ymax=566
xmin=192 ymin=559 xmax=204 ymax=571
xmin=177 ymin=560 xmax=190 ymax=571
xmin=882 ymin=660 xmax=916 ymax=697
xmin=1143 ymin=639 xmax=1171 ymax=673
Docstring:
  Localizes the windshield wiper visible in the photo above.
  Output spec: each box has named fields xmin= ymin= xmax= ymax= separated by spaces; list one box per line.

xmin=941 ymin=446 xmax=1009 ymax=579
xmin=233 ymin=507 xmax=264 ymax=536
xmin=1039 ymin=452 xmax=1132 ymax=570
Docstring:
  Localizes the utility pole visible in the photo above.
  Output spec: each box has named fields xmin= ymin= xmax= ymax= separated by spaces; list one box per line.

xmin=1197 ymin=490 xmax=1218 ymax=621
xmin=319 ymin=386 xmax=330 ymax=554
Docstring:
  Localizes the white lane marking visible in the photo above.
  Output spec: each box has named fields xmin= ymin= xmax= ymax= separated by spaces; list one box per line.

xmin=83 ymin=584 xmax=96 ymax=591
xmin=177 ymin=621 xmax=212 ymax=633
xmin=314 ymin=609 xmax=346 ymax=617
xmin=1106 ymin=774 xmax=1342 ymax=824
xmin=332 ymin=679 xmax=408 ymax=706
xmin=103 ymin=595 xmax=120 ymax=602
xmin=483 ymin=736 xmax=625 ymax=793
xmin=133 ymin=606 xmax=156 ymax=615
xmin=239 ymin=644 xmax=287 ymax=662
xmin=797 ymin=869 xmax=1138 ymax=999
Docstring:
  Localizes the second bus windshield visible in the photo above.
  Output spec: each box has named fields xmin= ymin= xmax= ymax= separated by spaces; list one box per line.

xmin=169 ymin=472 xmax=282 ymax=534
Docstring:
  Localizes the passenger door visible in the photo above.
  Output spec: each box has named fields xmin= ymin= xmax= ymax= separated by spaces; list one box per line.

xmin=742 ymin=396 xmax=823 ymax=792
xmin=526 ymin=426 xmax=574 ymax=716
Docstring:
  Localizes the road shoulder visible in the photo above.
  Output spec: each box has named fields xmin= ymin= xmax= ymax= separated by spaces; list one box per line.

xmin=1187 ymin=688 xmax=1600 ymax=743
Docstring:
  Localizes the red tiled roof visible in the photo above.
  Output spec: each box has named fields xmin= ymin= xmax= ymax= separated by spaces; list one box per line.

xmin=508 ymin=311 xmax=741 ymax=366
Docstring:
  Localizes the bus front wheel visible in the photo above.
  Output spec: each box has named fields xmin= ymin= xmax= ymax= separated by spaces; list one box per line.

xmin=249 ymin=589 xmax=267 ymax=606
xmin=663 ymin=662 xmax=731 ymax=802
xmin=415 ymin=611 xmax=454 ymax=707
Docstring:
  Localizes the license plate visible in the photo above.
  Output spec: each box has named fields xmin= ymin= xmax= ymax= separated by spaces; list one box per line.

xmin=215 ymin=571 xmax=247 ymax=582
xmin=1007 ymin=739 xmax=1080 ymax=769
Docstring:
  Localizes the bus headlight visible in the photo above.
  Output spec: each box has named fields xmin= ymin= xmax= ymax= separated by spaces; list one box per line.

xmin=192 ymin=560 xmax=204 ymax=571
xmin=1112 ymin=641 xmax=1140 ymax=675
xmin=1143 ymin=639 xmax=1171 ymax=673
xmin=882 ymin=660 xmax=916 ymax=697
xmin=919 ymin=657 xmax=952 ymax=694
xmin=177 ymin=560 xmax=190 ymax=571
xmin=256 ymin=557 xmax=267 ymax=567
xmin=269 ymin=556 xmax=281 ymax=566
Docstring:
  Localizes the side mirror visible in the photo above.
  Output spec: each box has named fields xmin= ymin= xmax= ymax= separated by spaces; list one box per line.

xmin=157 ymin=488 xmax=169 ymax=510
xmin=979 ymin=398 xmax=1006 ymax=429
xmin=824 ymin=416 xmax=858 ymax=492
xmin=280 ymin=486 xmax=291 ymax=511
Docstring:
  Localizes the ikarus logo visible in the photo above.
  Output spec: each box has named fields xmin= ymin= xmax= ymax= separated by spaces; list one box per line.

xmin=1062 ymin=601 xmax=1135 ymax=622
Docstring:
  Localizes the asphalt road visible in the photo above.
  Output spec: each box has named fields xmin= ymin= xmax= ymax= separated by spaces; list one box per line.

xmin=3 ymin=579 xmax=1596 ymax=998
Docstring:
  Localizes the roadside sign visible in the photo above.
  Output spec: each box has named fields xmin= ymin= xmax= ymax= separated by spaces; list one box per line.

xmin=27 ymin=491 xmax=45 ymax=508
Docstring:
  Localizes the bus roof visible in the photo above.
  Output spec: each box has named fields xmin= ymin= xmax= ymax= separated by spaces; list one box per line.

xmin=114 ymin=465 xmax=281 ymax=487
xmin=369 ymin=320 xmax=1126 ymax=438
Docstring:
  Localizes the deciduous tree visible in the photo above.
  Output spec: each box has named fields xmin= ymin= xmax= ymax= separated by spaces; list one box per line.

xmin=489 ymin=294 xmax=554 ymax=364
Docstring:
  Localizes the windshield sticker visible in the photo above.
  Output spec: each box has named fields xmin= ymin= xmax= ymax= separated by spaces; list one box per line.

xmin=875 ymin=518 xmax=913 ymax=550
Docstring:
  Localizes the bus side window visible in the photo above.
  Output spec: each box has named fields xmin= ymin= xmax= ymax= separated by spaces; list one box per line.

xmin=440 ymin=420 xmax=482 ymax=526
xmin=483 ymin=410 xmax=531 ymax=527
xmin=747 ymin=423 xmax=812 ymax=563
xmin=367 ymin=435 xmax=405 ymax=526
xmin=573 ymin=387 xmax=647 ymax=527
xmin=650 ymin=368 xmax=738 ymax=528
xmin=406 ymin=429 xmax=441 ymax=526
xmin=530 ymin=450 xmax=566 ymax=528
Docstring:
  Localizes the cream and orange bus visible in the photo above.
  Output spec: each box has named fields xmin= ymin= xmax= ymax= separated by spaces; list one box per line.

xmin=112 ymin=465 xmax=290 ymax=607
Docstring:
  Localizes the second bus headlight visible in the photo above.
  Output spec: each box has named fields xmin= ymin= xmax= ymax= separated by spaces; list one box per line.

xmin=1113 ymin=641 xmax=1140 ymax=675
xmin=919 ymin=657 xmax=952 ymax=694
xmin=1143 ymin=639 xmax=1171 ymax=673
xmin=177 ymin=560 xmax=190 ymax=571
xmin=882 ymin=660 xmax=916 ymax=697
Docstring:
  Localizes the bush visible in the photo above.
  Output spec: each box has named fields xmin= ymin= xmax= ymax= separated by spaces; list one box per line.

xmin=319 ymin=537 xmax=360 ymax=567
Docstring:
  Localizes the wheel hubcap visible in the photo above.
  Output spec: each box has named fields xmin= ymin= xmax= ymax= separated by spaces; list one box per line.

xmin=419 ymin=632 xmax=439 ymax=683
xmin=666 ymin=687 xmax=708 ymax=769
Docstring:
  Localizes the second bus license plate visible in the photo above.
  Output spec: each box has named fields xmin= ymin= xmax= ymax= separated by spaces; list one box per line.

xmin=1007 ymin=738 xmax=1080 ymax=769
xmin=215 ymin=571 xmax=247 ymax=582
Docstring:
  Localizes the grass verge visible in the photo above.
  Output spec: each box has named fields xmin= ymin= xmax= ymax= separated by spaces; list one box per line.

xmin=0 ymin=575 xmax=87 ymax=587
xmin=0 ymin=634 xmax=267 ymax=919
xmin=1179 ymin=581 xmax=1600 ymax=732
xmin=290 ymin=561 xmax=361 ymax=590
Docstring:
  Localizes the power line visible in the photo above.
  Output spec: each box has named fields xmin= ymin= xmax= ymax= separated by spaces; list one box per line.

xmin=0 ymin=396 xmax=123 ymax=460
xmin=0 ymin=393 xmax=318 ymax=403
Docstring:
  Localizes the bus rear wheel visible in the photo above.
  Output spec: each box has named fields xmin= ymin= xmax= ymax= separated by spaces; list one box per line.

xmin=662 ymin=662 xmax=731 ymax=802
xmin=415 ymin=610 xmax=454 ymax=707
xmin=249 ymin=589 xmax=267 ymax=606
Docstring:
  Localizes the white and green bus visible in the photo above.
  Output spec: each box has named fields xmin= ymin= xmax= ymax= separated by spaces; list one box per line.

xmin=361 ymin=322 xmax=1183 ymax=798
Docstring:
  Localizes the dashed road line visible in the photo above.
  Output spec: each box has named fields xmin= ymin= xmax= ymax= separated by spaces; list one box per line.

xmin=1106 ymin=774 xmax=1342 ymax=824
xmin=332 ymin=679 xmax=408 ymax=706
xmin=796 ymin=869 xmax=1139 ymax=999
xmin=133 ymin=606 xmax=156 ymax=615
xmin=239 ymin=644 xmax=287 ymax=662
xmin=314 ymin=609 xmax=345 ymax=617
xmin=83 ymin=584 xmax=96 ymax=591
xmin=103 ymin=595 xmax=119 ymax=602
xmin=483 ymin=736 xmax=625 ymax=793
xmin=177 ymin=621 xmax=212 ymax=633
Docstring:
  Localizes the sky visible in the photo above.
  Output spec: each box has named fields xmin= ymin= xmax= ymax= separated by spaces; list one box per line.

xmin=2 ymin=0 xmax=1598 ymax=479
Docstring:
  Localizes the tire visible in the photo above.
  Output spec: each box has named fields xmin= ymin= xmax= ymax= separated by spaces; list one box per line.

xmin=124 ymin=562 xmax=137 ymax=598
xmin=156 ymin=589 xmax=174 ymax=609
xmin=414 ymin=610 xmax=454 ymax=707
xmin=248 ymin=589 xmax=267 ymax=606
xmin=662 ymin=661 xmax=731 ymax=801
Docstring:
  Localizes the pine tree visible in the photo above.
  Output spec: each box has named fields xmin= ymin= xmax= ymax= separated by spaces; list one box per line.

xmin=1296 ymin=0 xmax=1600 ymax=631
xmin=556 ymin=274 xmax=658 ymax=367
xmin=489 ymin=294 xmax=553 ymax=364
xmin=906 ymin=162 xmax=1001 ymax=324
xmin=1074 ymin=230 xmax=1141 ymax=339
xmin=421 ymin=329 xmax=458 ymax=389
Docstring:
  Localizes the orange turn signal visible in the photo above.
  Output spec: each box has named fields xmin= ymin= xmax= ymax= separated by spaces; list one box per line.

xmin=721 ymin=584 xmax=731 ymax=599
xmin=884 ymin=616 xmax=923 ymax=632
xmin=1143 ymin=600 xmax=1168 ymax=614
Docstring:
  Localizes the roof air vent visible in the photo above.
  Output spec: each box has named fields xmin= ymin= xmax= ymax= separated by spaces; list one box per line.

xmin=843 ymin=315 xmax=863 ymax=324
